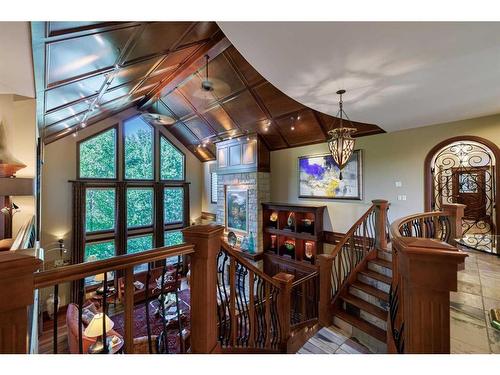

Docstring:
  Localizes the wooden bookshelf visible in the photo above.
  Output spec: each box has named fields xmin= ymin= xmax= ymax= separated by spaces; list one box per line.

xmin=261 ymin=202 xmax=325 ymax=265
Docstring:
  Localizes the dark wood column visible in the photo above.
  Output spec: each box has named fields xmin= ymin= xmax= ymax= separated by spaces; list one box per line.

xmin=182 ymin=224 xmax=224 ymax=353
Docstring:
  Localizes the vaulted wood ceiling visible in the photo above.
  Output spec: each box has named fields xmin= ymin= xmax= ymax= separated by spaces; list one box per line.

xmin=32 ymin=22 xmax=384 ymax=161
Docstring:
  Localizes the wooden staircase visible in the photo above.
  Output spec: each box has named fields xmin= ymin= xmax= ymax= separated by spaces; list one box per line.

xmin=332 ymin=248 xmax=393 ymax=353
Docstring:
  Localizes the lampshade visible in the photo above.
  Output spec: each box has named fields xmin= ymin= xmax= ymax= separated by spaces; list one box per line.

xmin=326 ymin=89 xmax=357 ymax=180
xmin=83 ymin=313 xmax=114 ymax=338
xmin=94 ymin=271 xmax=112 ymax=282
xmin=0 ymin=177 xmax=33 ymax=196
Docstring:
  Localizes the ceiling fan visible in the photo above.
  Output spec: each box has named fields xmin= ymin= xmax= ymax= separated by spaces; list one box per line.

xmin=193 ymin=55 xmax=231 ymax=100
xmin=141 ymin=112 xmax=176 ymax=126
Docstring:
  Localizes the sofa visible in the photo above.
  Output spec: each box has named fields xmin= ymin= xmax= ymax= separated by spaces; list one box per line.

xmin=117 ymin=266 xmax=180 ymax=304
xmin=66 ymin=302 xmax=123 ymax=354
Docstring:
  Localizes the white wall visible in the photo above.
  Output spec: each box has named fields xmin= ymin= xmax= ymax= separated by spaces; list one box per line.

xmin=41 ymin=108 xmax=204 ymax=257
xmin=270 ymin=114 xmax=500 ymax=233
xmin=0 ymin=94 xmax=36 ymax=235
xmin=202 ymin=161 xmax=217 ymax=214
xmin=0 ymin=22 xmax=35 ymax=98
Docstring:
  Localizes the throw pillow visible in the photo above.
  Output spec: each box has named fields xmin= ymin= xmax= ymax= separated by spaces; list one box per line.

xmin=81 ymin=307 xmax=96 ymax=325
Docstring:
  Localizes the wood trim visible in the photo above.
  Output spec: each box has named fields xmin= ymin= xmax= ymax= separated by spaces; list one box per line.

xmin=423 ymin=135 xmax=500 ymax=236
xmin=34 ymin=243 xmax=194 ymax=289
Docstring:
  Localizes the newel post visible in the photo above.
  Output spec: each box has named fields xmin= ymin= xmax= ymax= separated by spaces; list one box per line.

xmin=0 ymin=251 xmax=42 ymax=353
xmin=272 ymin=272 xmax=294 ymax=352
xmin=182 ymin=224 xmax=224 ymax=354
xmin=317 ymin=254 xmax=334 ymax=327
xmin=441 ymin=203 xmax=465 ymax=244
xmin=372 ymin=199 xmax=389 ymax=250
xmin=397 ymin=237 xmax=467 ymax=353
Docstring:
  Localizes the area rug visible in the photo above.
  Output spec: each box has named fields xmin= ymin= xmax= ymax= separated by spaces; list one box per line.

xmin=111 ymin=289 xmax=190 ymax=353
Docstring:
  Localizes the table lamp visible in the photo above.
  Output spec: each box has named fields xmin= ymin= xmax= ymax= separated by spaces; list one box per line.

xmin=84 ymin=313 xmax=114 ymax=353
xmin=0 ymin=177 xmax=33 ymax=239
xmin=94 ymin=272 xmax=113 ymax=294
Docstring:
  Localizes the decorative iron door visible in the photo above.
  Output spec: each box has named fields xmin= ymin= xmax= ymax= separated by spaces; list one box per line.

xmin=431 ymin=141 xmax=496 ymax=236
xmin=451 ymin=167 xmax=488 ymax=220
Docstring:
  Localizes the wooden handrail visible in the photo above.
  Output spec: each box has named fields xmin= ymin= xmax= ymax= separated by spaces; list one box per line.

xmin=316 ymin=200 xmax=388 ymax=328
xmin=330 ymin=204 xmax=376 ymax=257
xmin=390 ymin=211 xmax=448 ymax=238
xmin=10 ymin=215 xmax=35 ymax=250
xmin=291 ymin=271 xmax=318 ymax=288
xmin=34 ymin=243 xmax=195 ymax=289
xmin=220 ymin=240 xmax=280 ymax=288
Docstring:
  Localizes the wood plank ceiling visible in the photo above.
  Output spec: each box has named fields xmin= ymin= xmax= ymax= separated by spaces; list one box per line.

xmin=32 ymin=21 xmax=384 ymax=161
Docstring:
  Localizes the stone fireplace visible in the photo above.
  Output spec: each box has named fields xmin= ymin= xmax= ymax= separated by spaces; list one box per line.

xmin=214 ymin=136 xmax=271 ymax=253
xmin=216 ymin=172 xmax=270 ymax=252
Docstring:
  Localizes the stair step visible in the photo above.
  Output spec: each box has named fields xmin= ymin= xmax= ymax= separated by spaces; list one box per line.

xmin=341 ymin=294 xmax=387 ymax=320
xmin=335 ymin=310 xmax=386 ymax=343
xmin=351 ymin=281 xmax=389 ymax=303
xmin=359 ymin=269 xmax=392 ymax=285
xmin=369 ymin=258 xmax=392 ymax=270
xmin=377 ymin=249 xmax=393 ymax=262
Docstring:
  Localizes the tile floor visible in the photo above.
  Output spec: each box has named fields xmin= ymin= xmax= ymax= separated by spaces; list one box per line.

xmin=450 ymin=248 xmax=500 ymax=354
xmin=297 ymin=326 xmax=371 ymax=354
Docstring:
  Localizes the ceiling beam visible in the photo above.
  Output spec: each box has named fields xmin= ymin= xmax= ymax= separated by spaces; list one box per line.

xmin=138 ymin=32 xmax=231 ymax=110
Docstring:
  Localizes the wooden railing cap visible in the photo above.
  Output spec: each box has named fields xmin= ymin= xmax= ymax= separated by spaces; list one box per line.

xmin=273 ymin=272 xmax=295 ymax=284
xmin=182 ymin=224 xmax=225 ymax=238
xmin=0 ymin=251 xmax=42 ymax=280
xmin=372 ymin=199 xmax=389 ymax=204
xmin=396 ymin=237 xmax=456 ymax=250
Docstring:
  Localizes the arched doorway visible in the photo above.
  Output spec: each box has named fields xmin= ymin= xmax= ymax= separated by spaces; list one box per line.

xmin=425 ymin=136 xmax=499 ymax=240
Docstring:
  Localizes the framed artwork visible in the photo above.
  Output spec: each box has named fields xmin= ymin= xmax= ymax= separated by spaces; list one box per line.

xmin=225 ymin=187 xmax=249 ymax=233
xmin=298 ymin=150 xmax=363 ymax=200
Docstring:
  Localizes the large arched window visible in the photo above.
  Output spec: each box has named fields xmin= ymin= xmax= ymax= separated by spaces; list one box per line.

xmin=74 ymin=115 xmax=189 ymax=278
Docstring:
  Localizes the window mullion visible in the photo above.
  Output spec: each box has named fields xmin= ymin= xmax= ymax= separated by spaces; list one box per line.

xmin=116 ymin=182 xmax=127 ymax=257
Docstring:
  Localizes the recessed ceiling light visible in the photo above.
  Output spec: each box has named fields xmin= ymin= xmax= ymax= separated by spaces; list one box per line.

xmin=291 ymin=126 xmax=295 ymax=131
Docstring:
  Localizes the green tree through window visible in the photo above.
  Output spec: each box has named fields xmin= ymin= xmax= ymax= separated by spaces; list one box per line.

xmin=164 ymin=187 xmax=184 ymax=224
xmin=127 ymin=188 xmax=153 ymax=228
xmin=84 ymin=241 xmax=115 ymax=262
xmin=79 ymin=128 xmax=116 ymax=179
xmin=124 ymin=116 xmax=153 ymax=180
xmin=164 ymin=230 xmax=184 ymax=246
xmin=78 ymin=114 xmax=187 ymax=267
xmin=85 ymin=188 xmax=115 ymax=232
xmin=160 ymin=137 xmax=184 ymax=180
xmin=127 ymin=235 xmax=153 ymax=273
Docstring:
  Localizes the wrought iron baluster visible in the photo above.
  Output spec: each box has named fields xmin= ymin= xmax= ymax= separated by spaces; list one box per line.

xmin=239 ymin=264 xmax=250 ymax=347
xmin=159 ymin=259 xmax=169 ymax=354
xmin=78 ymin=279 xmax=84 ymax=354
xmin=270 ymin=285 xmax=281 ymax=349
xmin=174 ymin=255 xmax=183 ymax=352
xmin=102 ymin=272 xmax=108 ymax=354
xmin=235 ymin=262 xmax=244 ymax=346
xmin=145 ymin=262 xmax=153 ymax=353
xmin=53 ymin=284 xmax=59 ymax=354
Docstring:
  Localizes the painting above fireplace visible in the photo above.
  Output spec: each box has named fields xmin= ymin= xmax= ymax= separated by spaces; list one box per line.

xmin=225 ymin=187 xmax=249 ymax=234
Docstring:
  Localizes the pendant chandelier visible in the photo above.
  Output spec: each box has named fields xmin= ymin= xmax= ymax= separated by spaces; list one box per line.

xmin=327 ymin=89 xmax=357 ymax=180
